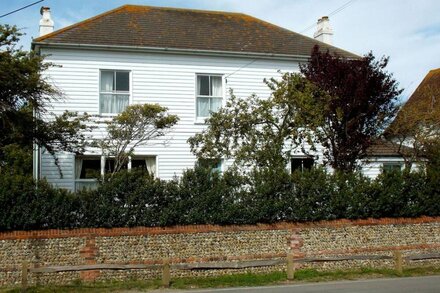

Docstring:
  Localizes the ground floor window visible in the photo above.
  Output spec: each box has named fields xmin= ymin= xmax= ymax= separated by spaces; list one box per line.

xmin=131 ymin=156 xmax=157 ymax=176
xmin=291 ymin=157 xmax=314 ymax=173
xmin=382 ymin=162 xmax=403 ymax=173
xmin=75 ymin=155 xmax=157 ymax=191
xmin=75 ymin=156 xmax=101 ymax=191
xmin=197 ymin=158 xmax=223 ymax=174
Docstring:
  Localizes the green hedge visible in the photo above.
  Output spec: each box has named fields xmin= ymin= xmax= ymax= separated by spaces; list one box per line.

xmin=1 ymin=167 xmax=439 ymax=231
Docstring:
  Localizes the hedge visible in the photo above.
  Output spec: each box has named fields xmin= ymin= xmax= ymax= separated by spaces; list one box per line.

xmin=0 ymin=166 xmax=439 ymax=231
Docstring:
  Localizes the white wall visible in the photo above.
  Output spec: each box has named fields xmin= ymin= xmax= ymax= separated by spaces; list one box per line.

xmin=40 ymin=48 xmax=299 ymax=190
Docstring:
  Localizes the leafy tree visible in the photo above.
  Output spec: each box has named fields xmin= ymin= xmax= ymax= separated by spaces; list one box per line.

xmin=95 ymin=104 xmax=179 ymax=175
xmin=188 ymin=73 xmax=323 ymax=170
xmin=0 ymin=25 xmax=91 ymax=175
xmin=386 ymin=84 xmax=440 ymax=169
xmin=300 ymin=45 xmax=402 ymax=172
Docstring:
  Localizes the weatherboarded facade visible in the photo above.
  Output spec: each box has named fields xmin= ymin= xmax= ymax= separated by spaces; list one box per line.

xmin=33 ymin=5 xmax=397 ymax=190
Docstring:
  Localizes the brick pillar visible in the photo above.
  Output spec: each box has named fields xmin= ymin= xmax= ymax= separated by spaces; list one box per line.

xmin=288 ymin=228 xmax=304 ymax=269
xmin=79 ymin=237 xmax=100 ymax=281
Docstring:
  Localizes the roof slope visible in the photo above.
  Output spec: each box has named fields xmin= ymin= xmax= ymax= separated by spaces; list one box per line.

xmin=33 ymin=5 xmax=357 ymax=58
xmin=366 ymin=140 xmax=411 ymax=157
xmin=391 ymin=68 xmax=440 ymax=128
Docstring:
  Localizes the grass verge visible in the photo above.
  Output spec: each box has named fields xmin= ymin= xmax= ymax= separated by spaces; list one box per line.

xmin=2 ymin=266 xmax=440 ymax=292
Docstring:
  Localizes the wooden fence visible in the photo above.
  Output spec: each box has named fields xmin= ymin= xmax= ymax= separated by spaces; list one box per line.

xmin=20 ymin=251 xmax=440 ymax=290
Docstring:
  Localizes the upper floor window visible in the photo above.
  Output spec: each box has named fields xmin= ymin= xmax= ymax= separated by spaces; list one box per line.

xmin=196 ymin=74 xmax=223 ymax=119
xmin=100 ymin=70 xmax=130 ymax=114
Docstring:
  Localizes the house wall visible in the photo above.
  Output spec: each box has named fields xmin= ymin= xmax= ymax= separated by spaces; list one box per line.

xmin=361 ymin=157 xmax=407 ymax=178
xmin=39 ymin=47 xmax=300 ymax=190
xmin=1 ymin=217 xmax=439 ymax=287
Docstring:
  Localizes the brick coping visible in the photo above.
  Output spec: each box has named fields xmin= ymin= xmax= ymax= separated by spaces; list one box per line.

xmin=1 ymin=216 xmax=439 ymax=240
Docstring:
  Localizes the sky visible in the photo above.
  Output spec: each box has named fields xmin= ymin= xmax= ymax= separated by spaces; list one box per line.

xmin=1 ymin=0 xmax=440 ymax=102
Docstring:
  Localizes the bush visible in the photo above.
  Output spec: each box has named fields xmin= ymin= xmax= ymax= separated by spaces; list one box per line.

xmin=0 ymin=165 xmax=439 ymax=231
xmin=0 ymin=173 xmax=79 ymax=230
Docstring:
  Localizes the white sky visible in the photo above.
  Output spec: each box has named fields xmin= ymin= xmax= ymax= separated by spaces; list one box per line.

xmin=2 ymin=0 xmax=440 ymax=102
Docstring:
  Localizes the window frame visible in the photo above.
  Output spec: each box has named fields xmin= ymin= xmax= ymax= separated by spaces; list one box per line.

xmin=74 ymin=155 xmax=101 ymax=192
xmin=75 ymin=155 xmax=158 ymax=191
xmin=195 ymin=73 xmax=224 ymax=123
xmin=290 ymin=157 xmax=314 ymax=173
xmin=197 ymin=158 xmax=223 ymax=174
xmin=382 ymin=162 xmax=403 ymax=173
xmin=129 ymin=155 xmax=158 ymax=177
xmin=99 ymin=69 xmax=131 ymax=116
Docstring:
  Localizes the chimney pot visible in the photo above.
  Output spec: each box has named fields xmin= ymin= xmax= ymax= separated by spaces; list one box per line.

xmin=314 ymin=16 xmax=333 ymax=45
xmin=39 ymin=6 xmax=54 ymax=36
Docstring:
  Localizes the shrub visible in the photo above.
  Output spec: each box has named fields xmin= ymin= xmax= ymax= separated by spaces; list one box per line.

xmin=0 ymin=166 xmax=439 ymax=231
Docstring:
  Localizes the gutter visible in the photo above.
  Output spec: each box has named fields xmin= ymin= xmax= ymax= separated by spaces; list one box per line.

xmin=32 ymin=42 xmax=311 ymax=62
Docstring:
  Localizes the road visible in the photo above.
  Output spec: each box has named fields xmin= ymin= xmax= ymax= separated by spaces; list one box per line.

xmin=169 ymin=276 xmax=440 ymax=293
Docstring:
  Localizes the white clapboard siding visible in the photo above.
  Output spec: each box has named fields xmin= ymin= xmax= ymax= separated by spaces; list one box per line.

xmin=39 ymin=48 xmax=299 ymax=190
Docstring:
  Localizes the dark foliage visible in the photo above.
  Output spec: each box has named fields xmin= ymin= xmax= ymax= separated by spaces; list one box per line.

xmin=0 ymin=25 xmax=90 ymax=175
xmin=1 ymin=167 xmax=439 ymax=231
xmin=300 ymin=45 xmax=402 ymax=172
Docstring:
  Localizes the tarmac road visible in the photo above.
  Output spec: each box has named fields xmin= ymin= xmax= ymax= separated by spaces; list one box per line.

xmin=171 ymin=275 xmax=440 ymax=293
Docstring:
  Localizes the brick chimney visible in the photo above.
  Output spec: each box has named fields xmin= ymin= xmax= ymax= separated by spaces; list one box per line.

xmin=39 ymin=7 xmax=54 ymax=36
xmin=313 ymin=16 xmax=333 ymax=45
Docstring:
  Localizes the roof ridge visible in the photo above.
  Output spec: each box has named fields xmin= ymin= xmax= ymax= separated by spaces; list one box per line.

xmin=237 ymin=13 xmax=360 ymax=58
xmin=34 ymin=4 xmax=130 ymax=42
xmin=123 ymin=4 xmax=246 ymax=16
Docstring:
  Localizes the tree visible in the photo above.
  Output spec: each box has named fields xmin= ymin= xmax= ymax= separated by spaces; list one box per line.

xmin=95 ymin=104 xmax=179 ymax=175
xmin=386 ymin=83 xmax=440 ymax=169
xmin=300 ymin=45 xmax=402 ymax=172
xmin=0 ymin=24 xmax=91 ymax=175
xmin=188 ymin=73 xmax=323 ymax=170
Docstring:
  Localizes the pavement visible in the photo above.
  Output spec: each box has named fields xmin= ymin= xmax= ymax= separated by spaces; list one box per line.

xmin=152 ymin=275 xmax=440 ymax=293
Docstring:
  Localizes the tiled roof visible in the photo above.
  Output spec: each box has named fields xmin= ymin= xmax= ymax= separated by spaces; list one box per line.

xmin=391 ymin=68 xmax=440 ymax=128
xmin=33 ymin=5 xmax=357 ymax=58
xmin=366 ymin=140 xmax=411 ymax=157
xmin=402 ymin=68 xmax=440 ymax=117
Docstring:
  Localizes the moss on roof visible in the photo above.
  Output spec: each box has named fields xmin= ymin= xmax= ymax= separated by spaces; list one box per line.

xmin=33 ymin=4 xmax=357 ymax=58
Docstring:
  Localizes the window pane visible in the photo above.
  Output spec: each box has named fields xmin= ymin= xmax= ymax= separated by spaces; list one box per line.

xmin=210 ymin=98 xmax=222 ymax=113
xmin=116 ymin=71 xmax=129 ymax=91
xmin=80 ymin=159 xmax=101 ymax=179
xmin=132 ymin=157 xmax=156 ymax=176
xmin=383 ymin=163 xmax=402 ymax=173
xmin=100 ymin=94 xmax=129 ymax=114
xmin=104 ymin=158 xmax=115 ymax=174
xmin=291 ymin=158 xmax=314 ymax=173
xmin=101 ymin=71 xmax=114 ymax=92
xmin=197 ymin=75 xmax=210 ymax=96
xmin=116 ymin=95 xmax=129 ymax=112
xmin=198 ymin=158 xmax=222 ymax=174
xmin=131 ymin=159 xmax=146 ymax=170
xmin=303 ymin=158 xmax=314 ymax=170
xmin=211 ymin=76 xmax=222 ymax=96
xmin=197 ymin=97 xmax=210 ymax=117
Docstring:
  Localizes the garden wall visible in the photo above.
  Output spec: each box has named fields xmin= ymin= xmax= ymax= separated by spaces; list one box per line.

xmin=1 ymin=217 xmax=440 ymax=287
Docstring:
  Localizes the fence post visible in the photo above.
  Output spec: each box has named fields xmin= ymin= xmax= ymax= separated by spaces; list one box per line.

xmin=393 ymin=250 xmax=403 ymax=275
xmin=162 ymin=258 xmax=171 ymax=288
xmin=21 ymin=261 xmax=28 ymax=292
xmin=287 ymin=253 xmax=295 ymax=280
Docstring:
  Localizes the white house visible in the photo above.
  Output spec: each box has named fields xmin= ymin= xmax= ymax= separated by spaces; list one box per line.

xmin=32 ymin=5 xmax=400 ymax=191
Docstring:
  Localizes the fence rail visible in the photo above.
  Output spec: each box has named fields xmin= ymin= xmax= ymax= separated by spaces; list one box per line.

xmin=20 ymin=251 xmax=440 ymax=290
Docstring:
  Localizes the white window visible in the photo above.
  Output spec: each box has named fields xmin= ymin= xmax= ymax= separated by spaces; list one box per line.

xmin=75 ymin=155 xmax=157 ymax=192
xmin=291 ymin=157 xmax=314 ymax=173
xmin=198 ymin=158 xmax=223 ymax=174
xmin=75 ymin=156 xmax=100 ymax=191
xmin=382 ymin=162 xmax=403 ymax=173
xmin=100 ymin=70 xmax=130 ymax=114
xmin=196 ymin=74 xmax=223 ymax=119
xmin=131 ymin=156 xmax=157 ymax=177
